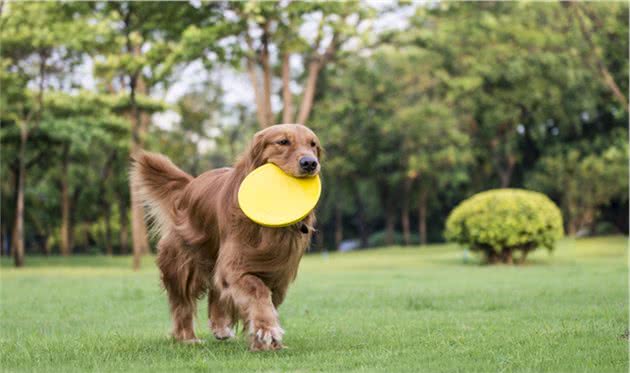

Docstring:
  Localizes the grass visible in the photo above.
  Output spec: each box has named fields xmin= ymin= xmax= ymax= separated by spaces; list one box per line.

xmin=0 ymin=236 xmax=627 ymax=372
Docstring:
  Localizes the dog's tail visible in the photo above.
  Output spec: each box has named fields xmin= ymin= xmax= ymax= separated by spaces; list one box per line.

xmin=130 ymin=151 xmax=193 ymax=237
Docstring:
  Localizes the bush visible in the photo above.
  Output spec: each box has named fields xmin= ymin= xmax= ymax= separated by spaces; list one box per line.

xmin=445 ymin=189 xmax=563 ymax=264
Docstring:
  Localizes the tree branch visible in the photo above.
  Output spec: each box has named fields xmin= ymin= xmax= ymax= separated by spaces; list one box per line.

xmin=260 ymin=21 xmax=274 ymax=126
xmin=245 ymin=33 xmax=268 ymax=128
xmin=25 ymin=149 xmax=48 ymax=170
xmin=122 ymin=5 xmax=143 ymax=146
xmin=281 ymin=52 xmax=293 ymax=123
xmin=296 ymin=32 xmax=339 ymax=124
xmin=570 ymin=3 xmax=628 ymax=111
xmin=96 ymin=150 xmax=118 ymax=209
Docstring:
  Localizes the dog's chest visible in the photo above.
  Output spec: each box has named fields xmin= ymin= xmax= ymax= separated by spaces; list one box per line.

xmin=250 ymin=227 xmax=309 ymax=277
xmin=262 ymin=227 xmax=310 ymax=255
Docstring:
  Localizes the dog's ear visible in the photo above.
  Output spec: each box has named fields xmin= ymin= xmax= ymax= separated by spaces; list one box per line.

xmin=248 ymin=132 xmax=268 ymax=168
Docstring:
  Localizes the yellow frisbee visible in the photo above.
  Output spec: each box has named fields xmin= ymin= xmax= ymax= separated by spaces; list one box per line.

xmin=238 ymin=163 xmax=321 ymax=227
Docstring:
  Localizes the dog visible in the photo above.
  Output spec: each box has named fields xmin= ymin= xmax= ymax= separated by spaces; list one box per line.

xmin=130 ymin=123 xmax=322 ymax=351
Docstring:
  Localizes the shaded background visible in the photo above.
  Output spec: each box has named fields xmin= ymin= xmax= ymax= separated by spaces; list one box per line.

xmin=1 ymin=1 xmax=628 ymax=268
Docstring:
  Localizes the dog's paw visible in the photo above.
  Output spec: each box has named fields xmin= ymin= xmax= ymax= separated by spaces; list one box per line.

xmin=210 ymin=322 xmax=235 ymax=341
xmin=171 ymin=329 xmax=203 ymax=344
xmin=249 ymin=321 xmax=284 ymax=351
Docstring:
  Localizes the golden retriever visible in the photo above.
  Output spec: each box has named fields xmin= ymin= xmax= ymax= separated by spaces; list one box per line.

xmin=131 ymin=123 xmax=322 ymax=351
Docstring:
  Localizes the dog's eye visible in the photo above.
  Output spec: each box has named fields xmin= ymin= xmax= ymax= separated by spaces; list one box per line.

xmin=277 ymin=139 xmax=290 ymax=146
xmin=310 ymin=141 xmax=317 ymax=147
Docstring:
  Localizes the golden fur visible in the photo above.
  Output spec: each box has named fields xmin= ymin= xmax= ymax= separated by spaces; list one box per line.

xmin=130 ymin=124 xmax=322 ymax=351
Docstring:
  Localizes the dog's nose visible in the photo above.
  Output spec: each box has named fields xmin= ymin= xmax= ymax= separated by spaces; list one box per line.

xmin=299 ymin=156 xmax=318 ymax=173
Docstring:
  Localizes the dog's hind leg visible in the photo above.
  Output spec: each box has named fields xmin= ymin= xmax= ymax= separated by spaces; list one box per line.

xmin=208 ymin=286 xmax=235 ymax=340
xmin=157 ymin=235 xmax=208 ymax=343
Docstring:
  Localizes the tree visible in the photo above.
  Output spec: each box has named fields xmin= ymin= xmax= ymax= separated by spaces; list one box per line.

xmin=1 ymin=2 xmax=626 ymax=260
xmin=90 ymin=2 xmax=211 ymax=269
xmin=527 ymin=129 xmax=628 ymax=235
xmin=313 ymin=45 xmax=473 ymax=248
xmin=186 ymin=2 xmax=372 ymax=128
xmin=565 ymin=2 xmax=628 ymax=111
xmin=381 ymin=46 xmax=471 ymax=245
xmin=170 ymin=83 xmax=224 ymax=175
xmin=1 ymin=2 xmax=89 ymax=266
xmin=41 ymin=93 xmax=128 ymax=255
xmin=410 ymin=2 xmax=606 ymax=189
xmin=312 ymin=53 xmax=407 ymax=247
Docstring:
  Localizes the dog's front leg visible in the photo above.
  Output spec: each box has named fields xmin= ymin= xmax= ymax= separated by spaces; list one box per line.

xmin=219 ymin=272 xmax=283 ymax=351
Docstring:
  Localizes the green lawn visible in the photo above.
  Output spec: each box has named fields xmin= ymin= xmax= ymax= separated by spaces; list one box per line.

xmin=1 ymin=236 xmax=627 ymax=372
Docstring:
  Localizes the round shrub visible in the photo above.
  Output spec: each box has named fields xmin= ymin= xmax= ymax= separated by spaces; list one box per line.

xmin=444 ymin=189 xmax=563 ymax=264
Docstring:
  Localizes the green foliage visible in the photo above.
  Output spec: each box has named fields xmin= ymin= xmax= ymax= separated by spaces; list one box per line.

xmin=408 ymin=2 xmax=627 ymax=189
xmin=1 ymin=2 xmax=628 ymax=258
xmin=312 ymin=46 xmax=473 ymax=247
xmin=90 ymin=2 xmax=214 ymax=87
xmin=526 ymin=129 xmax=629 ymax=234
xmin=0 ymin=2 xmax=92 ymax=125
xmin=183 ymin=1 xmax=370 ymax=66
xmin=445 ymin=189 xmax=564 ymax=260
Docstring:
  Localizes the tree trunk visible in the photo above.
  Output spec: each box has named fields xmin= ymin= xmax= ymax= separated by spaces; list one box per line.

xmin=83 ymin=222 xmax=95 ymax=252
xmin=1 ymin=224 xmax=5 ymax=257
xmin=41 ymin=233 xmax=50 ymax=256
xmin=8 ymin=164 xmax=19 ymax=257
xmin=498 ymin=170 xmax=511 ymax=188
xmin=417 ymin=186 xmax=428 ymax=246
xmin=247 ymin=58 xmax=268 ymax=128
xmin=104 ymin=204 xmax=113 ymax=256
xmin=11 ymin=52 xmax=46 ymax=267
xmin=570 ymin=3 xmax=628 ymax=111
xmin=119 ymin=197 xmax=129 ymax=255
xmin=66 ymin=183 xmax=85 ymax=255
xmin=128 ymin=81 xmax=150 ymax=268
xmin=281 ymin=52 xmax=293 ymax=123
xmin=518 ymin=249 xmax=530 ymax=265
xmin=567 ymin=217 xmax=578 ymax=236
xmin=334 ymin=203 xmax=343 ymax=250
xmin=498 ymin=156 xmax=515 ymax=188
xmin=131 ymin=184 xmax=147 ymax=270
xmin=123 ymin=27 xmax=151 ymax=267
xmin=261 ymin=24 xmax=274 ymax=126
xmin=493 ymin=143 xmax=516 ymax=188
xmin=357 ymin=211 xmax=368 ymax=248
xmin=401 ymin=208 xmax=410 ymax=246
xmin=134 ymin=75 xmax=151 ymax=256
xmin=12 ymin=129 xmax=27 ymax=267
xmin=384 ymin=207 xmax=395 ymax=247
xmin=401 ymin=178 xmax=412 ymax=246
xmin=314 ymin=227 xmax=325 ymax=253
xmin=378 ymin=180 xmax=396 ymax=247
xmin=486 ymin=250 xmax=499 ymax=264
xmin=60 ymin=144 xmax=71 ymax=256
xmin=297 ymin=33 xmax=337 ymax=124
xmin=91 ymin=149 xmax=117 ymax=255
xmin=296 ymin=61 xmax=321 ymax=125
xmin=68 ymin=204 xmax=76 ymax=254
xmin=501 ymin=249 xmax=513 ymax=264
xmin=352 ymin=180 xmax=369 ymax=248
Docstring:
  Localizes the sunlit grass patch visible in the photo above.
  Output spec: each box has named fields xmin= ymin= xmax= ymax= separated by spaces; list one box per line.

xmin=0 ymin=236 xmax=627 ymax=372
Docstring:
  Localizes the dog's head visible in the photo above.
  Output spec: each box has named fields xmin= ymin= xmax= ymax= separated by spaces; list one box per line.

xmin=246 ymin=124 xmax=322 ymax=178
